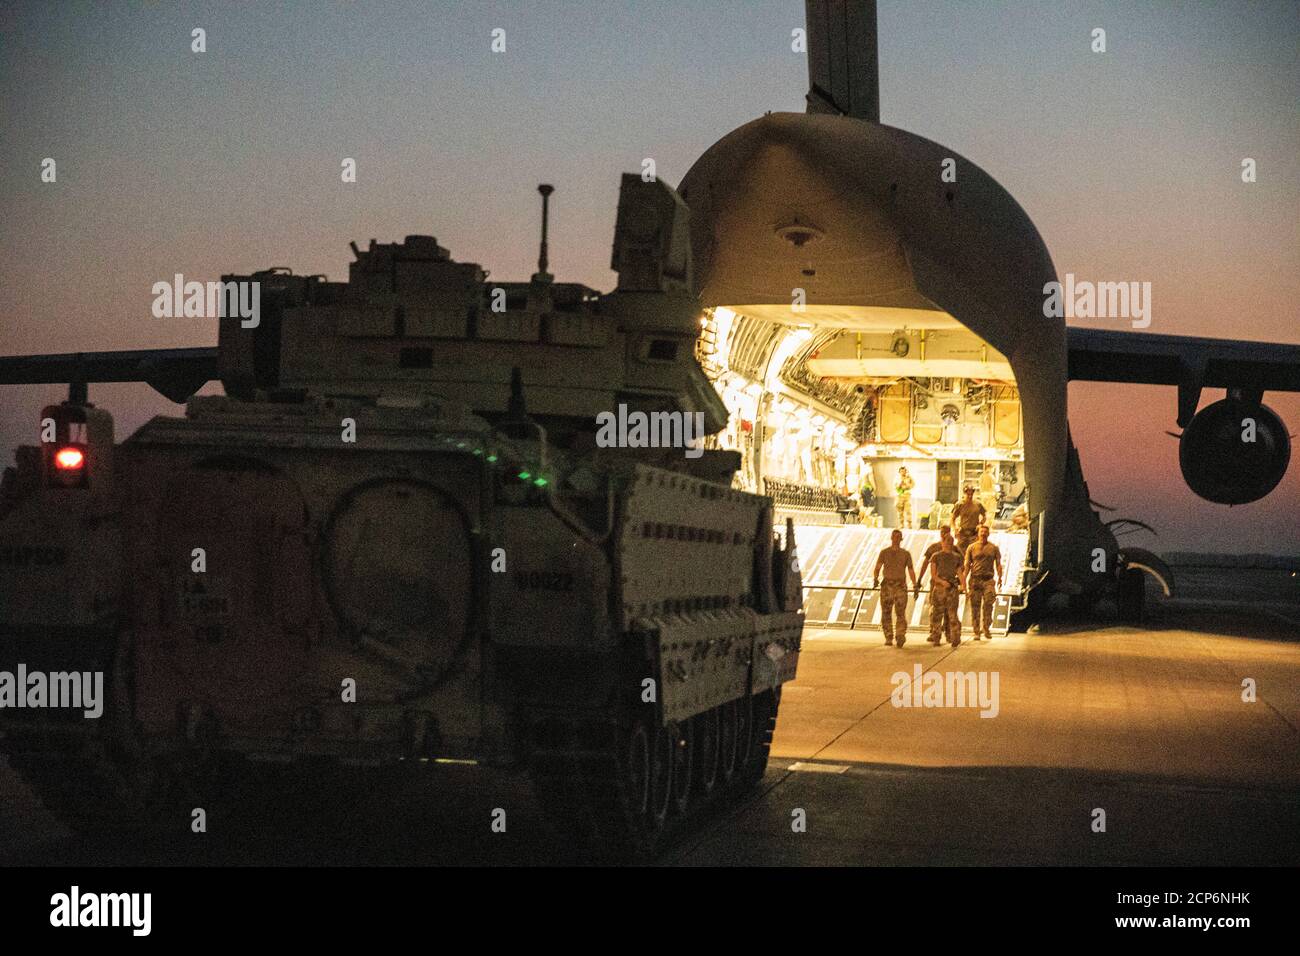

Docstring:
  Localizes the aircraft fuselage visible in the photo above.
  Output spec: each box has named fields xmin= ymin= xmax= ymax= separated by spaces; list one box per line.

xmin=680 ymin=112 xmax=1115 ymax=594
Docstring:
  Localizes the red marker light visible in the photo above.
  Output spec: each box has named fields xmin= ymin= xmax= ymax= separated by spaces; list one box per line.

xmin=54 ymin=447 xmax=85 ymax=471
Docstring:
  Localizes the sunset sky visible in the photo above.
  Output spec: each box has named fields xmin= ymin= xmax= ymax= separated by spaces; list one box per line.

xmin=1 ymin=0 xmax=1297 ymax=552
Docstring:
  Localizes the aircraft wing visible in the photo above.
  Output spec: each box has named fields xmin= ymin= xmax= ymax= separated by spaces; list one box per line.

xmin=1066 ymin=327 xmax=1300 ymax=427
xmin=0 ymin=348 xmax=219 ymax=403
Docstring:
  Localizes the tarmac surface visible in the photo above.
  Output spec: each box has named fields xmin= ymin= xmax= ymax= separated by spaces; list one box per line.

xmin=675 ymin=604 xmax=1300 ymax=866
xmin=1 ymin=595 xmax=1297 ymax=866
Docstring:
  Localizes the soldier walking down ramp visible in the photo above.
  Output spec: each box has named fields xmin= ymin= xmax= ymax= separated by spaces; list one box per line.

xmin=895 ymin=466 xmax=915 ymax=529
xmin=964 ymin=525 xmax=1004 ymax=641
xmin=872 ymin=529 xmax=917 ymax=647
xmin=916 ymin=536 xmax=965 ymax=646
xmin=923 ymin=524 xmax=953 ymax=562
xmin=951 ymin=486 xmax=986 ymax=555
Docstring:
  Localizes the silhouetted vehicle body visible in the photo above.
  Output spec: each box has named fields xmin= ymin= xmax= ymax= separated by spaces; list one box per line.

xmin=0 ymin=176 xmax=803 ymax=859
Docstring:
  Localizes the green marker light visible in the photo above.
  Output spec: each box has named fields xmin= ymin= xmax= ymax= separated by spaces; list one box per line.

xmin=518 ymin=471 xmax=531 ymax=480
xmin=533 ymin=477 xmax=548 ymax=487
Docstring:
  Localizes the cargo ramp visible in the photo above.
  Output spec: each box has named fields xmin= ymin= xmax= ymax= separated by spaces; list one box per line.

xmin=796 ymin=525 xmax=1032 ymax=637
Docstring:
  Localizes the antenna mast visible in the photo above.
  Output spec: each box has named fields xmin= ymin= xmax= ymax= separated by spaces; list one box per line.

xmin=534 ymin=184 xmax=555 ymax=282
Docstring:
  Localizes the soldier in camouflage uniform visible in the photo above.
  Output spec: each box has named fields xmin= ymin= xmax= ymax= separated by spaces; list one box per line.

xmin=951 ymin=486 xmax=986 ymax=555
xmin=895 ymin=466 xmax=915 ymax=529
xmin=872 ymin=529 xmax=917 ymax=647
xmin=963 ymin=524 xmax=1004 ymax=640
xmin=923 ymin=524 xmax=953 ymax=562
xmin=916 ymin=535 xmax=965 ymax=646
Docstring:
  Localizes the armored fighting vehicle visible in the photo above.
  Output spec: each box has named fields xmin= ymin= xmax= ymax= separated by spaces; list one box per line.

xmin=0 ymin=175 xmax=803 ymax=859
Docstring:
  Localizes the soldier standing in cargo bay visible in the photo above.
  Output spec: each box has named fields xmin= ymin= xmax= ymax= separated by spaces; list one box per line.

xmin=916 ymin=536 xmax=965 ymax=646
xmin=895 ymin=466 xmax=915 ymax=529
xmin=872 ymin=529 xmax=917 ymax=647
xmin=964 ymin=524 xmax=1004 ymax=640
xmin=951 ymin=485 xmax=986 ymax=555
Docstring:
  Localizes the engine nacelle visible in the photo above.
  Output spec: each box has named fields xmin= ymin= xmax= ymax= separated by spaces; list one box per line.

xmin=1179 ymin=399 xmax=1291 ymax=504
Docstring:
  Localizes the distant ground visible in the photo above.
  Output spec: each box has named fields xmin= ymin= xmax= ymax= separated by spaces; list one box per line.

xmin=1158 ymin=555 xmax=1299 ymax=630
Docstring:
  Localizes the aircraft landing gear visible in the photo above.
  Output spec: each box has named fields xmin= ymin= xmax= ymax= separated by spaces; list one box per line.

xmin=1009 ymin=570 xmax=1050 ymax=632
xmin=1116 ymin=567 xmax=1146 ymax=624
xmin=1068 ymin=593 xmax=1100 ymax=615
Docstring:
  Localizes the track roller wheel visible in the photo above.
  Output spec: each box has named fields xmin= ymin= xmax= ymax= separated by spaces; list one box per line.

xmin=670 ymin=720 xmax=693 ymax=815
xmin=718 ymin=699 xmax=739 ymax=784
xmin=738 ymin=689 xmax=778 ymax=787
xmin=621 ymin=721 xmax=651 ymax=820
xmin=694 ymin=707 xmax=721 ymax=796
xmin=648 ymin=723 xmax=673 ymax=830
xmin=734 ymin=692 xmax=754 ymax=775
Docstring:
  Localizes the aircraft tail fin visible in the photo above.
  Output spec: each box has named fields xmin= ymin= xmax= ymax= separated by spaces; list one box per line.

xmin=805 ymin=0 xmax=880 ymax=122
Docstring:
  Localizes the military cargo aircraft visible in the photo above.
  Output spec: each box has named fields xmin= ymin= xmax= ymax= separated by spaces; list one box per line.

xmin=679 ymin=0 xmax=1299 ymax=622
xmin=0 ymin=0 xmax=1296 ymax=626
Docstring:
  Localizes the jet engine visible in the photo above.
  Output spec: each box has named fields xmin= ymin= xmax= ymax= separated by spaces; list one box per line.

xmin=1179 ymin=399 xmax=1291 ymax=504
